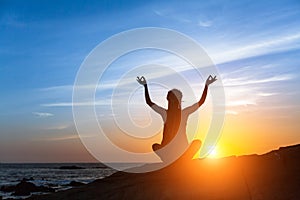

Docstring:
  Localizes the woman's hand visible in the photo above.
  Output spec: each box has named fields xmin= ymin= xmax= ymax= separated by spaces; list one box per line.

xmin=206 ymin=75 xmax=217 ymax=86
xmin=136 ymin=76 xmax=147 ymax=85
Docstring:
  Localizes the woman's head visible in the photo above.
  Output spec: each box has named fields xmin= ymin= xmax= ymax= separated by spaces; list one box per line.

xmin=167 ymin=89 xmax=182 ymax=105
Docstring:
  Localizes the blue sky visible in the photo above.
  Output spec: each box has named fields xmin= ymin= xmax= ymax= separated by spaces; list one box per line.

xmin=1 ymin=0 xmax=300 ymax=162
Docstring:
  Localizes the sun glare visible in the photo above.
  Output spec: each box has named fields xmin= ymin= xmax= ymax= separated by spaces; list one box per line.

xmin=207 ymin=146 xmax=218 ymax=158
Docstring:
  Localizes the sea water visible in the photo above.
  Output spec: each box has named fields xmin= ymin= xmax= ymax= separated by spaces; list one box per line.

xmin=0 ymin=163 xmax=116 ymax=199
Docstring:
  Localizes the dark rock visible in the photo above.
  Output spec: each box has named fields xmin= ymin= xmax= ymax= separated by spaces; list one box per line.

xmin=13 ymin=181 xmax=36 ymax=196
xmin=10 ymin=181 xmax=55 ymax=196
xmin=58 ymin=165 xmax=85 ymax=170
xmin=93 ymin=163 xmax=108 ymax=169
xmin=22 ymin=177 xmax=34 ymax=182
xmin=65 ymin=181 xmax=85 ymax=187
xmin=1 ymin=185 xmax=16 ymax=192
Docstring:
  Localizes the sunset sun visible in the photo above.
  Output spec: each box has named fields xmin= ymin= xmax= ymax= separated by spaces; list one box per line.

xmin=207 ymin=146 xmax=219 ymax=158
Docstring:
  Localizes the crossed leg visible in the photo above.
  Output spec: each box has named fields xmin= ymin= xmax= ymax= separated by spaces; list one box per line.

xmin=152 ymin=140 xmax=201 ymax=162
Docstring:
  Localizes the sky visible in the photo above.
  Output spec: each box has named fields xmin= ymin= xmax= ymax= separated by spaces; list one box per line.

xmin=0 ymin=0 xmax=300 ymax=162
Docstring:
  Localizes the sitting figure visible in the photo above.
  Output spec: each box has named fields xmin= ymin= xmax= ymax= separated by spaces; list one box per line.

xmin=136 ymin=75 xmax=217 ymax=162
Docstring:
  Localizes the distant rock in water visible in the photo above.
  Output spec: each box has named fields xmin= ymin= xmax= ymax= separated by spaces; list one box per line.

xmin=58 ymin=165 xmax=85 ymax=170
xmin=93 ymin=165 xmax=108 ymax=169
xmin=1 ymin=180 xmax=55 ymax=196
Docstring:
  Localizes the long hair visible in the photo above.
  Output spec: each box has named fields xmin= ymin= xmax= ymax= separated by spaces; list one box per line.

xmin=162 ymin=89 xmax=183 ymax=146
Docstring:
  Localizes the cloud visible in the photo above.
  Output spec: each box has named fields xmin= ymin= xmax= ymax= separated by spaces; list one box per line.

xmin=32 ymin=112 xmax=54 ymax=118
xmin=152 ymin=8 xmax=191 ymax=23
xmin=40 ymin=83 xmax=120 ymax=91
xmin=47 ymin=135 xmax=79 ymax=141
xmin=43 ymin=124 xmax=70 ymax=130
xmin=153 ymin=9 xmax=164 ymax=17
xmin=226 ymin=110 xmax=238 ymax=115
xmin=33 ymin=135 xmax=79 ymax=142
xmin=221 ymin=68 xmax=295 ymax=114
xmin=223 ymin=74 xmax=295 ymax=87
xmin=212 ymin=33 xmax=300 ymax=64
xmin=32 ymin=134 xmax=96 ymax=142
xmin=226 ymin=100 xmax=257 ymax=107
xmin=41 ymin=96 xmax=122 ymax=107
xmin=257 ymin=92 xmax=278 ymax=97
xmin=40 ymin=85 xmax=73 ymax=91
xmin=41 ymin=101 xmax=105 ymax=107
xmin=198 ymin=20 xmax=212 ymax=27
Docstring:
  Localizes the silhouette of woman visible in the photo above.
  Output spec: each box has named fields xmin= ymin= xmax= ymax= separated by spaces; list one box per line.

xmin=137 ymin=75 xmax=217 ymax=161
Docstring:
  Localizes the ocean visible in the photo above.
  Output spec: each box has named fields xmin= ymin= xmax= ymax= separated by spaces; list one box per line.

xmin=0 ymin=163 xmax=117 ymax=199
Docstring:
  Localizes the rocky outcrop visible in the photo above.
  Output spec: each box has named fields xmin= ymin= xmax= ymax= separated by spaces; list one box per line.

xmin=28 ymin=144 xmax=300 ymax=200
